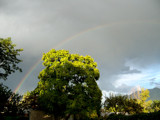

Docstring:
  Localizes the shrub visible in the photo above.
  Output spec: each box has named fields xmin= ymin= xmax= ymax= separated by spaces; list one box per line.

xmin=106 ymin=111 xmax=160 ymax=120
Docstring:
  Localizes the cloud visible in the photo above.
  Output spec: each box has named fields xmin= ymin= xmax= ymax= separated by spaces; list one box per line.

xmin=121 ymin=66 xmax=141 ymax=74
xmin=149 ymin=78 xmax=156 ymax=85
xmin=149 ymin=78 xmax=156 ymax=82
xmin=1 ymin=0 xmax=160 ymax=94
xmin=102 ymin=90 xmax=120 ymax=103
xmin=149 ymin=78 xmax=160 ymax=88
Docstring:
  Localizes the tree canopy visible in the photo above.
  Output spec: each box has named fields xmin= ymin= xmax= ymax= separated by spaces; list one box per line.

xmin=132 ymin=88 xmax=152 ymax=113
xmin=32 ymin=49 xmax=102 ymax=119
xmin=0 ymin=37 xmax=23 ymax=80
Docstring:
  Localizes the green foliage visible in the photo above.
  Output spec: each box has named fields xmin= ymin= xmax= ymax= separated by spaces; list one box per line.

xmin=0 ymin=83 xmax=24 ymax=117
xmin=5 ymin=93 xmax=21 ymax=116
xmin=3 ymin=116 xmax=28 ymax=120
xmin=104 ymin=94 xmax=143 ymax=114
xmin=124 ymin=98 xmax=143 ymax=114
xmin=0 ymin=83 xmax=12 ymax=113
xmin=20 ymin=91 xmax=39 ymax=111
xmin=107 ymin=111 xmax=160 ymax=120
xmin=104 ymin=94 xmax=127 ymax=114
xmin=151 ymin=100 xmax=160 ymax=112
xmin=139 ymin=88 xmax=150 ymax=103
xmin=136 ymin=88 xmax=151 ymax=113
xmin=33 ymin=49 xmax=102 ymax=119
xmin=0 ymin=37 xmax=23 ymax=80
xmin=104 ymin=88 xmax=159 ymax=115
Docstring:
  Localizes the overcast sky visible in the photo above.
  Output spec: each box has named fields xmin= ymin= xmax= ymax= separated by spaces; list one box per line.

xmin=1 ymin=0 xmax=160 ymax=97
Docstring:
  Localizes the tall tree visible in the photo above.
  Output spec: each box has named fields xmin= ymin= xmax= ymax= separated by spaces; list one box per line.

xmin=135 ymin=88 xmax=152 ymax=113
xmin=33 ymin=49 xmax=102 ymax=120
xmin=0 ymin=37 xmax=23 ymax=80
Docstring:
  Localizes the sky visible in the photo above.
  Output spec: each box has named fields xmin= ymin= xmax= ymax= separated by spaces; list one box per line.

xmin=0 ymin=0 xmax=160 ymax=98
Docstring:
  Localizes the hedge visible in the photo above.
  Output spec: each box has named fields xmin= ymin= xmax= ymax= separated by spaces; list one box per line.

xmin=107 ymin=111 xmax=160 ymax=120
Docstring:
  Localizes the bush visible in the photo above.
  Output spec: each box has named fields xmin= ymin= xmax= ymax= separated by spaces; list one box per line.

xmin=106 ymin=111 xmax=160 ymax=120
xmin=4 ymin=116 xmax=29 ymax=120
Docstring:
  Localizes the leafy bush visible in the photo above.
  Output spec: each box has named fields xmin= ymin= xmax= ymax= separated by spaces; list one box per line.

xmin=4 ymin=116 xmax=28 ymax=120
xmin=106 ymin=111 xmax=160 ymax=120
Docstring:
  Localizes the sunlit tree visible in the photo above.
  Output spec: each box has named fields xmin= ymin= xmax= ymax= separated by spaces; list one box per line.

xmin=135 ymin=88 xmax=151 ymax=113
xmin=33 ymin=49 xmax=102 ymax=120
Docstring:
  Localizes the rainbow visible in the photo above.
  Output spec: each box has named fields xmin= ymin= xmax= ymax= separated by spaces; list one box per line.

xmin=14 ymin=61 xmax=41 ymax=93
xmin=14 ymin=20 xmax=160 ymax=94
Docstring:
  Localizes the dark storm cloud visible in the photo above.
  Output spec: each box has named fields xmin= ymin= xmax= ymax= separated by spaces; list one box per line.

xmin=1 ymin=0 xmax=160 ymax=94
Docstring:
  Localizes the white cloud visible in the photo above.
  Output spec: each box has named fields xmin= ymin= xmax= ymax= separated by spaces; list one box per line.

xmin=114 ymin=73 xmax=146 ymax=87
xmin=114 ymin=63 xmax=160 ymax=90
